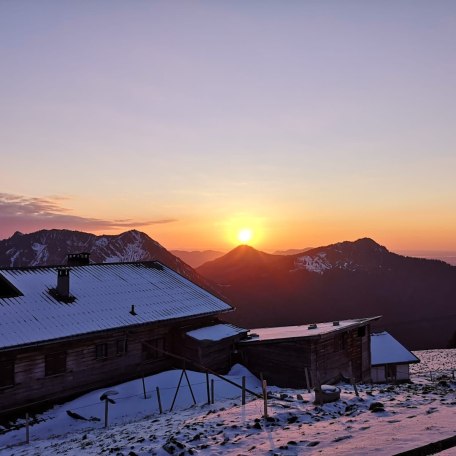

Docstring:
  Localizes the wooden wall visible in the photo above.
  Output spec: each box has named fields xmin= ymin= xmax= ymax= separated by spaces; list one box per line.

xmin=0 ymin=316 xmax=217 ymax=413
xmin=312 ymin=325 xmax=371 ymax=385
xmin=372 ymin=364 xmax=410 ymax=383
xmin=180 ymin=334 xmax=246 ymax=374
xmin=239 ymin=339 xmax=313 ymax=388
xmin=238 ymin=324 xmax=372 ymax=388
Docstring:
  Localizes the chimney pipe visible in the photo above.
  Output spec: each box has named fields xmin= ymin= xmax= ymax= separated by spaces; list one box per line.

xmin=57 ymin=268 xmax=70 ymax=297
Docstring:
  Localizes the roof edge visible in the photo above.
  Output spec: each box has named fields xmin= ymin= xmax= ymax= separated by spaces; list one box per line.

xmin=0 ymin=309 xmax=232 ymax=352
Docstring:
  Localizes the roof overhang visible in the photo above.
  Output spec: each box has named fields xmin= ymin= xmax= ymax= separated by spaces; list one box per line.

xmin=240 ymin=316 xmax=382 ymax=345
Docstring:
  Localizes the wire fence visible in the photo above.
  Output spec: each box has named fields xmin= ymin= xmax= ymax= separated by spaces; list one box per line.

xmin=65 ymin=375 xmax=260 ymax=413
xmin=0 ymin=370 xmax=264 ymax=449
xmin=425 ymin=369 xmax=455 ymax=382
xmin=411 ymin=365 xmax=456 ymax=381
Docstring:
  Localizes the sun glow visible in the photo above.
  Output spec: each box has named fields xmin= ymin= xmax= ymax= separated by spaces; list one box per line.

xmin=222 ymin=215 xmax=264 ymax=248
xmin=238 ymin=228 xmax=253 ymax=244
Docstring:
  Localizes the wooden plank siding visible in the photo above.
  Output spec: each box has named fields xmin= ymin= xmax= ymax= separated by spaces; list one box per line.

xmin=313 ymin=326 xmax=371 ymax=385
xmin=238 ymin=324 xmax=373 ymax=388
xmin=0 ymin=316 xmax=219 ymax=413
xmin=239 ymin=340 xmax=313 ymax=388
xmin=179 ymin=336 xmax=244 ymax=374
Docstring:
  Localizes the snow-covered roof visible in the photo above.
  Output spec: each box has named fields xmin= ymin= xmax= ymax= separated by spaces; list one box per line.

xmin=0 ymin=262 xmax=232 ymax=350
xmin=186 ymin=323 xmax=247 ymax=342
xmin=371 ymin=331 xmax=419 ymax=366
xmin=240 ymin=317 xmax=380 ymax=343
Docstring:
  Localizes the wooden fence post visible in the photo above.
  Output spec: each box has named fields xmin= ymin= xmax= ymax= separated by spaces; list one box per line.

xmin=170 ymin=369 xmax=186 ymax=412
xmin=242 ymin=376 xmax=246 ymax=405
xmin=141 ymin=374 xmax=147 ymax=399
xmin=183 ymin=369 xmax=196 ymax=405
xmin=156 ymin=387 xmax=163 ymax=414
xmin=211 ymin=379 xmax=215 ymax=404
xmin=104 ymin=399 xmax=109 ymax=428
xmin=206 ymin=372 xmax=211 ymax=405
xmin=351 ymin=378 xmax=359 ymax=397
xmin=100 ymin=390 xmax=117 ymax=428
xmin=262 ymin=380 xmax=268 ymax=418
xmin=25 ymin=412 xmax=30 ymax=444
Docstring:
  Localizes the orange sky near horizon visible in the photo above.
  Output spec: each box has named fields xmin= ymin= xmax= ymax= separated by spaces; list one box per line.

xmin=136 ymin=211 xmax=456 ymax=253
xmin=1 ymin=190 xmax=455 ymax=252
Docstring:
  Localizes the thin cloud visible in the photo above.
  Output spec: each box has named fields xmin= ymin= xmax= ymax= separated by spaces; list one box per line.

xmin=0 ymin=193 xmax=177 ymax=239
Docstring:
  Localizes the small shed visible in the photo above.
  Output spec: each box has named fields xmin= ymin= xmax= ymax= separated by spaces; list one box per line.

xmin=180 ymin=323 xmax=248 ymax=373
xmin=371 ymin=331 xmax=419 ymax=383
xmin=238 ymin=316 xmax=380 ymax=388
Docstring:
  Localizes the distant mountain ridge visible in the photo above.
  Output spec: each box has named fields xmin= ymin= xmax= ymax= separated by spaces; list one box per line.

xmin=197 ymin=238 xmax=456 ymax=350
xmin=171 ymin=250 xmax=225 ymax=268
xmin=0 ymin=229 xmax=216 ymax=293
xmin=273 ymin=248 xmax=313 ymax=256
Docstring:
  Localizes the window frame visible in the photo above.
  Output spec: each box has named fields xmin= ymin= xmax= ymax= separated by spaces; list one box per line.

xmin=0 ymin=359 xmax=15 ymax=388
xmin=45 ymin=351 xmax=67 ymax=377
xmin=142 ymin=337 xmax=166 ymax=362
xmin=116 ymin=339 xmax=128 ymax=356
xmin=95 ymin=343 xmax=108 ymax=359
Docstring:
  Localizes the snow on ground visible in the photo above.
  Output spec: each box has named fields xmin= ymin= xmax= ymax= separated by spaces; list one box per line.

xmin=1 ymin=351 xmax=455 ymax=455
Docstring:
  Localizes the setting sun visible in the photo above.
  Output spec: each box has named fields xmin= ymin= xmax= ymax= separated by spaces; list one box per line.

xmin=238 ymin=228 xmax=253 ymax=244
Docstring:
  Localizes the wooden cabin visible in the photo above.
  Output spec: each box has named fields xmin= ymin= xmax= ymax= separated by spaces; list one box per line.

xmin=370 ymin=331 xmax=419 ymax=383
xmin=238 ymin=317 xmax=380 ymax=388
xmin=0 ymin=260 xmax=238 ymax=414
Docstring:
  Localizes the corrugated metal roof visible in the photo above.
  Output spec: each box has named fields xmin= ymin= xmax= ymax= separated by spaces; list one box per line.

xmin=186 ymin=323 xmax=248 ymax=341
xmin=240 ymin=317 xmax=381 ymax=343
xmin=371 ymin=331 xmax=419 ymax=365
xmin=0 ymin=262 xmax=232 ymax=350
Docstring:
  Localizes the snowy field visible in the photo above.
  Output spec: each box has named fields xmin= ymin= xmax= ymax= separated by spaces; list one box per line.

xmin=0 ymin=350 xmax=455 ymax=455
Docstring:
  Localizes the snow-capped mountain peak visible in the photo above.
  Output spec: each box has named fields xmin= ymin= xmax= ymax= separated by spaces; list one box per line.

xmin=293 ymin=238 xmax=390 ymax=274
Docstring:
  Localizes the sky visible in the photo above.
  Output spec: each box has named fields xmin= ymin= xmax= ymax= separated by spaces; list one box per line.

xmin=1 ymin=1 xmax=455 ymax=251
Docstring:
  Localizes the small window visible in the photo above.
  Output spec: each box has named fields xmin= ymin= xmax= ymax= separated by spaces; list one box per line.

xmin=357 ymin=327 xmax=366 ymax=338
xmin=116 ymin=339 xmax=128 ymax=355
xmin=95 ymin=343 xmax=108 ymax=359
xmin=143 ymin=338 xmax=165 ymax=361
xmin=385 ymin=364 xmax=397 ymax=380
xmin=0 ymin=359 xmax=15 ymax=387
xmin=45 ymin=352 xmax=66 ymax=376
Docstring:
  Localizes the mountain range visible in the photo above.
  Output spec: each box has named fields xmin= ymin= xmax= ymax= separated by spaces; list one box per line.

xmin=0 ymin=229 xmax=214 ymax=293
xmin=197 ymin=238 xmax=456 ymax=350
xmin=170 ymin=248 xmax=314 ymax=268
xmin=173 ymin=247 xmax=456 ymax=268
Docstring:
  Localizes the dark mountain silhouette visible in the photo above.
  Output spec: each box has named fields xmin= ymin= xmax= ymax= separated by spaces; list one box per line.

xmin=198 ymin=238 xmax=456 ymax=350
xmin=0 ymin=229 xmax=217 ymax=294
xmin=398 ymin=250 xmax=456 ymax=266
xmin=273 ymin=248 xmax=313 ymax=255
xmin=171 ymin=249 xmax=225 ymax=268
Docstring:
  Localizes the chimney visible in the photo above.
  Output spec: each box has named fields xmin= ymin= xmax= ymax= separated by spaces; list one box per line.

xmin=67 ymin=252 xmax=90 ymax=266
xmin=57 ymin=268 xmax=70 ymax=297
